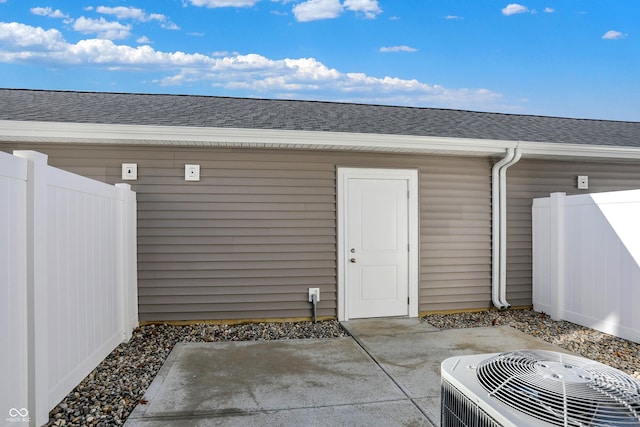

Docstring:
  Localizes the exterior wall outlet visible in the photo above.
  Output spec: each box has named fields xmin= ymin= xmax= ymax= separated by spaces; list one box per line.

xmin=185 ymin=164 xmax=200 ymax=181
xmin=308 ymin=288 xmax=320 ymax=302
xmin=122 ymin=163 xmax=137 ymax=180
xmin=577 ymin=175 xmax=588 ymax=190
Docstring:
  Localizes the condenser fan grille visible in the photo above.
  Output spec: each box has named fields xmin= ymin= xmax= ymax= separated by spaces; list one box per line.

xmin=476 ymin=350 xmax=640 ymax=426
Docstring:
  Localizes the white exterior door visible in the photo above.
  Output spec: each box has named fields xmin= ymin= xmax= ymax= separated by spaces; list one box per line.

xmin=338 ymin=168 xmax=419 ymax=321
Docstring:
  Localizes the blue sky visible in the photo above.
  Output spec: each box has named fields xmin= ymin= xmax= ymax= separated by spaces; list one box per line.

xmin=0 ymin=1 xmax=638 ymax=121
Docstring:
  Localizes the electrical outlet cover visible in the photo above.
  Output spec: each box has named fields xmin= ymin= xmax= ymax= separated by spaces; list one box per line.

xmin=577 ymin=175 xmax=588 ymax=189
xmin=185 ymin=164 xmax=200 ymax=181
xmin=122 ymin=163 xmax=137 ymax=180
xmin=308 ymin=288 xmax=320 ymax=302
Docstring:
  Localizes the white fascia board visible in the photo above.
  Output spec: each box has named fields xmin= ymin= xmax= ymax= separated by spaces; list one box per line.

xmin=2 ymin=120 xmax=640 ymax=161
xmin=0 ymin=120 xmax=508 ymax=155
xmin=517 ymin=140 xmax=640 ymax=161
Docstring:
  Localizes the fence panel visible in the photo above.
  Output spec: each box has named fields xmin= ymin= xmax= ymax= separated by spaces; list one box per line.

xmin=1 ymin=151 xmax=29 ymax=427
xmin=533 ymin=190 xmax=640 ymax=344
xmin=4 ymin=151 xmax=138 ymax=426
xmin=532 ymin=198 xmax=550 ymax=314
xmin=44 ymin=164 xmax=127 ymax=412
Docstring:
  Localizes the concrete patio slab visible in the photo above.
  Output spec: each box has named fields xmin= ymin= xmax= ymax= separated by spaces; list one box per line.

xmin=125 ymin=320 xmax=569 ymax=427
xmin=345 ymin=325 xmax=569 ymax=401
xmin=339 ymin=316 xmax=439 ymax=336
xmin=125 ymin=338 xmax=424 ymax=426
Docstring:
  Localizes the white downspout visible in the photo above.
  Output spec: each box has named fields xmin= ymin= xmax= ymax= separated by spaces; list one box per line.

xmin=491 ymin=148 xmax=521 ymax=309
xmin=498 ymin=148 xmax=521 ymax=308
xmin=491 ymin=149 xmax=514 ymax=309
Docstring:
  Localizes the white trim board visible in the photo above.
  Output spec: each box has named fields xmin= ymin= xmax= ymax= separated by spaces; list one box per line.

xmin=337 ymin=167 xmax=419 ymax=321
xmin=3 ymin=120 xmax=640 ymax=161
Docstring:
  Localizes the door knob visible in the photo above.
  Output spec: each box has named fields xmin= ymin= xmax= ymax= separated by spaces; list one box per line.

xmin=350 ymin=248 xmax=356 ymax=253
xmin=350 ymin=258 xmax=357 ymax=263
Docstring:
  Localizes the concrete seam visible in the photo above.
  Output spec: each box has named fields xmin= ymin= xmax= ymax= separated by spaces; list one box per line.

xmin=347 ymin=334 xmax=438 ymax=426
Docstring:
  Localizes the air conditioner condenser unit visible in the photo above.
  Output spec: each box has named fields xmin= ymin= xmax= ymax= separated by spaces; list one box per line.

xmin=441 ymin=350 xmax=640 ymax=427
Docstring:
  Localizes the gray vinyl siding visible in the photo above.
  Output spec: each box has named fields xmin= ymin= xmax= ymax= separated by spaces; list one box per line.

xmin=1 ymin=143 xmax=493 ymax=321
xmin=506 ymin=159 xmax=640 ymax=307
xmin=419 ymin=159 xmax=493 ymax=312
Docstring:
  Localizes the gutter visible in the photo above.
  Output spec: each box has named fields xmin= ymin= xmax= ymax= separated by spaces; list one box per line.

xmin=0 ymin=120 xmax=509 ymax=156
xmin=3 ymin=120 xmax=640 ymax=161
xmin=491 ymin=147 xmax=522 ymax=309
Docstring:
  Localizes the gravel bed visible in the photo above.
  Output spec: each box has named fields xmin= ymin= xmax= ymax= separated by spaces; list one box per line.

xmin=46 ymin=321 xmax=348 ymax=427
xmin=424 ymin=309 xmax=640 ymax=379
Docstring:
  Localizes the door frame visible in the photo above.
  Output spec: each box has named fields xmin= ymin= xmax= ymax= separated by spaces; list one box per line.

xmin=337 ymin=167 xmax=419 ymax=321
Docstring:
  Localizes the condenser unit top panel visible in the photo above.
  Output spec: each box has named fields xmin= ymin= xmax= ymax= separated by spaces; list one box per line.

xmin=441 ymin=350 xmax=640 ymax=427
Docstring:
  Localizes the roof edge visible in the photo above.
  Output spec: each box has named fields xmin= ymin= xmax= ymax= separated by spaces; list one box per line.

xmin=2 ymin=120 xmax=640 ymax=161
xmin=0 ymin=120 xmax=509 ymax=155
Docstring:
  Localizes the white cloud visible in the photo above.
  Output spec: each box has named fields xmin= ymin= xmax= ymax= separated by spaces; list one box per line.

xmin=379 ymin=45 xmax=417 ymax=53
xmin=292 ymin=0 xmax=380 ymax=22
xmin=0 ymin=21 xmax=67 ymax=50
xmin=96 ymin=6 xmax=147 ymax=20
xmin=31 ymin=7 xmax=69 ymax=19
xmin=502 ymin=4 xmax=529 ymax=16
xmin=543 ymin=7 xmax=554 ymax=13
xmin=0 ymin=21 xmax=503 ymax=111
xmin=161 ymin=22 xmax=181 ymax=30
xmin=137 ymin=36 xmax=151 ymax=44
xmin=602 ymin=30 xmax=626 ymax=40
xmin=31 ymin=7 xmax=52 ymax=16
xmin=343 ymin=0 xmax=381 ymax=19
xmin=73 ymin=17 xmax=132 ymax=40
xmin=96 ymin=6 xmax=161 ymax=22
xmin=445 ymin=15 xmax=463 ymax=20
xmin=96 ymin=6 xmax=180 ymax=30
xmin=188 ymin=0 xmax=260 ymax=7
xmin=293 ymin=0 xmax=343 ymax=22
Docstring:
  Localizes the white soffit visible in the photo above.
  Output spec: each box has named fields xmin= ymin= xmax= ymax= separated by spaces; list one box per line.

xmin=2 ymin=119 xmax=640 ymax=161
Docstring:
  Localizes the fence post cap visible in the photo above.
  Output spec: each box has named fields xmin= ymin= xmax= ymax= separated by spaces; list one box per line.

xmin=115 ymin=183 xmax=132 ymax=191
xmin=13 ymin=150 xmax=49 ymax=163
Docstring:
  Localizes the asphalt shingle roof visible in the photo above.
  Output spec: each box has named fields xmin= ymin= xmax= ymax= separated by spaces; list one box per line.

xmin=2 ymin=88 xmax=640 ymax=147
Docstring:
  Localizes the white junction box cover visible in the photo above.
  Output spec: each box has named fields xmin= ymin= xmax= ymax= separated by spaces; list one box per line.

xmin=185 ymin=164 xmax=200 ymax=181
xmin=122 ymin=163 xmax=137 ymax=180
xmin=577 ymin=175 xmax=588 ymax=189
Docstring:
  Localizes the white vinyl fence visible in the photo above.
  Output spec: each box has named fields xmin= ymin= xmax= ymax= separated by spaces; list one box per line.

xmin=1 ymin=151 xmax=138 ymax=427
xmin=533 ymin=190 xmax=640 ymax=344
xmin=1 ymin=151 xmax=29 ymax=426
